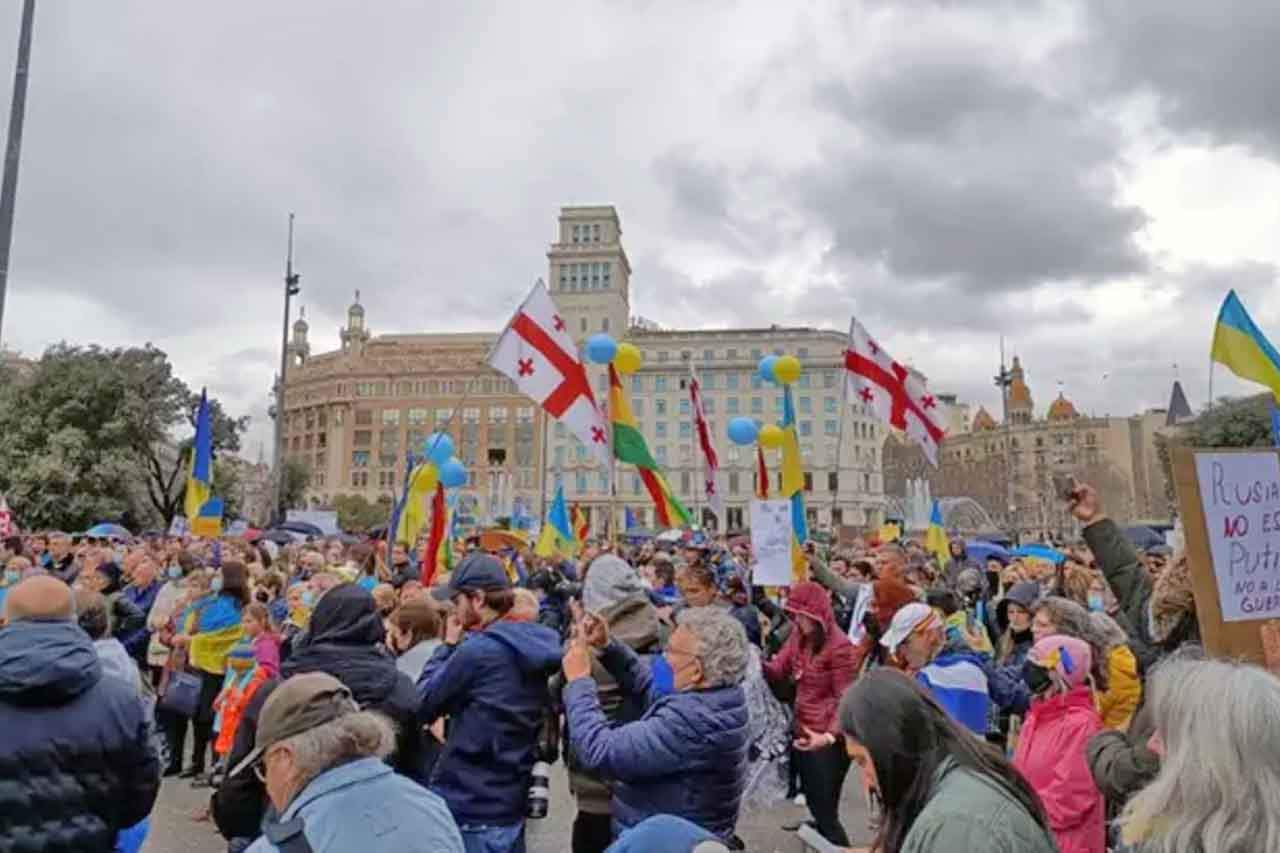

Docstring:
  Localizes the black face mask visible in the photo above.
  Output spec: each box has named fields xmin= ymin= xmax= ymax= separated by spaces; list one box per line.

xmin=255 ymin=590 xmax=270 ymax=604
xmin=1021 ymin=660 xmax=1053 ymax=695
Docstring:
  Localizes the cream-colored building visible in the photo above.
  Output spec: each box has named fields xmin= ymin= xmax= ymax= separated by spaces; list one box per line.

xmin=884 ymin=356 xmax=1174 ymax=538
xmin=278 ymin=205 xmax=888 ymax=532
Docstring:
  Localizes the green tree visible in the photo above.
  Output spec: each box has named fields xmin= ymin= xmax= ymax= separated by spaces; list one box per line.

xmin=1156 ymin=393 xmax=1274 ymax=508
xmin=213 ymin=458 xmax=244 ymax=522
xmin=331 ymin=493 xmax=393 ymax=532
xmin=0 ymin=344 xmax=243 ymax=532
xmin=279 ymin=457 xmax=312 ymax=515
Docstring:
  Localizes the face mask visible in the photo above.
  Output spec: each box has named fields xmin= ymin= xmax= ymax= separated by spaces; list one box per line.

xmin=1087 ymin=593 xmax=1105 ymax=613
xmin=649 ymin=654 xmax=675 ymax=696
xmin=168 ymin=565 xmax=182 ymax=580
xmin=301 ymin=590 xmax=316 ymax=608
xmin=1022 ymin=659 xmax=1054 ymax=695
xmin=211 ymin=576 xmax=224 ymax=594
xmin=3 ymin=570 xmax=18 ymax=585
xmin=255 ymin=589 xmax=270 ymax=604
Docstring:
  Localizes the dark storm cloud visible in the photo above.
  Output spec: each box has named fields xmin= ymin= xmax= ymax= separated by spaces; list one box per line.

xmin=1081 ymin=2 xmax=1280 ymax=156
xmin=804 ymin=50 xmax=1148 ymax=294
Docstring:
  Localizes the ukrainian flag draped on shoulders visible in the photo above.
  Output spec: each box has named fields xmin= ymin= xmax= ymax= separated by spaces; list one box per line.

xmin=608 ymin=365 xmax=690 ymax=528
xmin=184 ymin=593 xmax=243 ymax=675
xmin=1212 ymin=290 xmax=1280 ymax=399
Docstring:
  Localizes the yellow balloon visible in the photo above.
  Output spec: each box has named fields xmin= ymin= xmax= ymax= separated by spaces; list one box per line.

xmin=773 ymin=355 xmax=802 ymax=385
xmin=758 ymin=424 xmax=785 ymax=448
xmin=613 ymin=342 xmax=642 ymax=374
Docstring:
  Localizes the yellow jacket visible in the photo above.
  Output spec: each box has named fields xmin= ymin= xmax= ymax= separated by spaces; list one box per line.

xmin=1096 ymin=644 xmax=1141 ymax=730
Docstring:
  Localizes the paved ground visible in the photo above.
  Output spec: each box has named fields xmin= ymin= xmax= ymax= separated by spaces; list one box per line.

xmin=143 ymin=760 xmax=874 ymax=852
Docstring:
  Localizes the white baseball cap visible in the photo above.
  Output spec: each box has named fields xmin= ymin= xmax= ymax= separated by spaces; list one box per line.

xmin=880 ymin=602 xmax=939 ymax=651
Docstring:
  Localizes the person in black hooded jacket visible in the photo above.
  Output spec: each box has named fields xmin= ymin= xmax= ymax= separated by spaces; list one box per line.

xmin=280 ymin=583 xmax=426 ymax=782
xmin=0 ymin=576 xmax=160 ymax=851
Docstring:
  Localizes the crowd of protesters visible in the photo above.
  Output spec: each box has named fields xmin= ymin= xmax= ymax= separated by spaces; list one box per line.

xmin=0 ymin=479 xmax=1277 ymax=852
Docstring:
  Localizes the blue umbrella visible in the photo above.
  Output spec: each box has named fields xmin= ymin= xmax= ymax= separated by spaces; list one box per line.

xmin=1011 ymin=544 xmax=1066 ymax=565
xmin=84 ymin=522 xmax=131 ymax=540
xmin=965 ymin=541 xmax=1012 ymax=564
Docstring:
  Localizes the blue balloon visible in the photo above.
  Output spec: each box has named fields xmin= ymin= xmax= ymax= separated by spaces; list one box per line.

xmin=758 ymin=355 xmax=779 ymax=383
xmin=439 ymin=457 xmax=468 ymax=489
xmin=423 ymin=432 xmax=455 ymax=465
xmin=727 ymin=416 xmax=760 ymax=446
xmin=585 ymin=333 xmax=618 ymax=365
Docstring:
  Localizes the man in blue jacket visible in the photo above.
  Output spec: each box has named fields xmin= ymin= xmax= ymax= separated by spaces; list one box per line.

xmin=420 ymin=554 xmax=562 ymax=853
xmin=562 ymin=606 xmax=749 ymax=844
xmin=0 ymin=575 xmax=160 ymax=850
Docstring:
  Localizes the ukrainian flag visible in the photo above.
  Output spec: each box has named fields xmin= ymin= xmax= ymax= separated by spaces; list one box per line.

xmin=395 ymin=462 xmax=439 ymax=546
xmin=925 ymin=499 xmax=950 ymax=571
xmin=184 ymin=389 xmax=213 ymax=523
xmin=535 ymin=485 xmax=577 ymax=557
xmin=780 ymin=386 xmax=808 ymax=581
xmin=1212 ymin=290 xmax=1280 ymax=399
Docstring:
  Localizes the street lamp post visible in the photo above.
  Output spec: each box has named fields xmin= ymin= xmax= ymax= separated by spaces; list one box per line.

xmin=0 ymin=0 xmax=36 ymax=344
xmin=272 ymin=213 xmax=300 ymax=522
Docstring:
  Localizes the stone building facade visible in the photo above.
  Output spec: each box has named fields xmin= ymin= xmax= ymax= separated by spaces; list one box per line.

xmin=277 ymin=205 xmax=888 ymax=532
xmin=883 ymin=356 xmax=1174 ymax=540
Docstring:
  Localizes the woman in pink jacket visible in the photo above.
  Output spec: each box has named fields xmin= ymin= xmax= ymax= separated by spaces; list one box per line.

xmin=1013 ymin=634 xmax=1105 ymax=853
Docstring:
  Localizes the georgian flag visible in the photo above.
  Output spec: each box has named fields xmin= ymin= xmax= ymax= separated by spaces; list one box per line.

xmin=688 ymin=371 xmax=723 ymax=526
xmin=488 ymin=280 xmax=610 ymax=465
xmin=844 ymin=318 xmax=945 ymax=466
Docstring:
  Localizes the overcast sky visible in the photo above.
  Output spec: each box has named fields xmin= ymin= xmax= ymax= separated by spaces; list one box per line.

xmin=2 ymin=1 xmax=1278 ymax=458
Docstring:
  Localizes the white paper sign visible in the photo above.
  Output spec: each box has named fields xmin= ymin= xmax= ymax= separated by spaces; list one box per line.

xmin=1195 ymin=452 xmax=1280 ymax=621
xmin=750 ymin=499 xmax=794 ymax=586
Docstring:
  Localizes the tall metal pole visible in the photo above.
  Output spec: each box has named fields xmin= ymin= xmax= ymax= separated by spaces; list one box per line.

xmin=273 ymin=213 xmax=300 ymax=520
xmin=0 ymin=0 xmax=36 ymax=343
xmin=831 ymin=318 xmax=854 ymax=528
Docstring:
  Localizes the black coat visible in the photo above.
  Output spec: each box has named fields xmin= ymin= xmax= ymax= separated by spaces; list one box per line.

xmin=212 ymin=679 xmax=278 ymax=841
xmin=281 ymin=584 xmax=426 ymax=782
xmin=0 ymin=619 xmax=160 ymax=851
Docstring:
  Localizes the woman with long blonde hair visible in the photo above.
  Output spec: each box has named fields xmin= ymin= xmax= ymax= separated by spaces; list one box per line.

xmin=1120 ymin=657 xmax=1280 ymax=853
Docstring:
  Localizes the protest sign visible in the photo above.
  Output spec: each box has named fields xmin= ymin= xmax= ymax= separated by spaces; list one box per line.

xmin=750 ymin=499 xmax=794 ymax=586
xmin=1173 ymin=446 xmax=1280 ymax=662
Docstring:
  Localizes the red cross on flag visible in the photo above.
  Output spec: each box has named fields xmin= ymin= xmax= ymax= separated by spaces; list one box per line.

xmin=488 ymin=280 xmax=610 ymax=464
xmin=844 ymin=318 xmax=945 ymax=466
xmin=688 ymin=370 xmax=723 ymax=526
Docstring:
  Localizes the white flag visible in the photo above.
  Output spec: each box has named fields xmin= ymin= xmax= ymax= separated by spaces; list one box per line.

xmin=843 ymin=319 xmax=946 ymax=466
xmin=488 ymin=281 xmax=610 ymax=464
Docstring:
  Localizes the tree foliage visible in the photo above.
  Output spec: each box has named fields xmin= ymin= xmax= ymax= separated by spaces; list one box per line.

xmin=331 ymin=493 xmax=393 ymax=533
xmin=0 ymin=343 xmax=246 ymax=532
xmin=1156 ymin=393 xmax=1275 ymax=509
xmin=279 ymin=457 xmax=312 ymax=515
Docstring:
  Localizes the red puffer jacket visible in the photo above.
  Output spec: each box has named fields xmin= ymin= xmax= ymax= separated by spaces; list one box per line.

xmin=763 ymin=582 xmax=859 ymax=734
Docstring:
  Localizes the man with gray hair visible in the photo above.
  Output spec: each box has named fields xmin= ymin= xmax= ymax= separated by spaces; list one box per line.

xmin=562 ymin=605 xmax=749 ymax=845
xmin=0 ymin=575 xmax=159 ymax=850
xmin=234 ymin=672 xmax=463 ymax=852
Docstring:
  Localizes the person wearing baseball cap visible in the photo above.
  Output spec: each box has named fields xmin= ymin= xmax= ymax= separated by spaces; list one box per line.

xmin=417 ymin=552 xmax=562 ymax=849
xmin=234 ymin=672 xmax=463 ymax=852
xmin=882 ymin=601 xmax=991 ymax=736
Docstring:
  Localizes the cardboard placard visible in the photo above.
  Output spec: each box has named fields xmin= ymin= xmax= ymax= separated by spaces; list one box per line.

xmin=1171 ymin=446 xmax=1280 ymax=663
xmin=750 ymin=499 xmax=794 ymax=587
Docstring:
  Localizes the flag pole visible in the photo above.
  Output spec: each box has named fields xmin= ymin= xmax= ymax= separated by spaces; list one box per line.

xmin=1207 ymin=357 xmax=1215 ymax=411
xmin=689 ymin=362 xmax=701 ymax=529
xmin=537 ymin=408 xmax=549 ymax=524
xmin=831 ymin=317 xmax=854 ymax=531
xmin=604 ymin=392 xmax=617 ymax=550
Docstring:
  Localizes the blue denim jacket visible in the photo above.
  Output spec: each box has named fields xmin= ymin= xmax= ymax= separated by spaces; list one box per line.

xmin=246 ymin=756 xmax=464 ymax=853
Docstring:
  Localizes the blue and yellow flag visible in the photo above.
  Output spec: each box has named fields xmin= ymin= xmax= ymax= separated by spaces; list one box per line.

xmin=535 ymin=485 xmax=577 ymax=558
xmin=396 ymin=462 xmax=439 ymax=546
xmin=925 ymin=499 xmax=950 ymax=571
xmin=191 ymin=496 xmax=224 ymax=539
xmin=184 ymin=389 xmax=213 ymax=523
xmin=780 ymin=386 xmax=808 ymax=581
xmin=1212 ymin=290 xmax=1280 ymax=400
